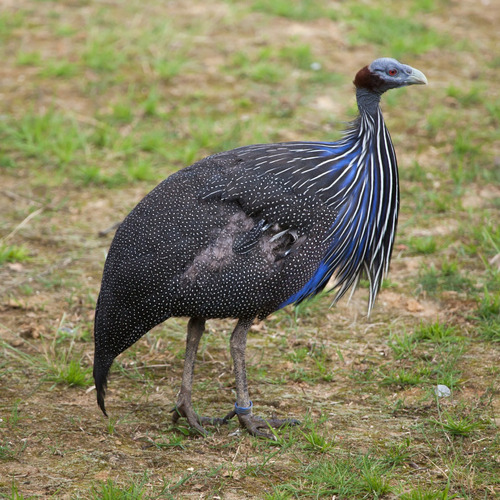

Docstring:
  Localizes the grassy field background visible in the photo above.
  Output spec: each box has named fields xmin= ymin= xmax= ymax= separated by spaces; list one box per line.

xmin=0 ymin=0 xmax=499 ymax=498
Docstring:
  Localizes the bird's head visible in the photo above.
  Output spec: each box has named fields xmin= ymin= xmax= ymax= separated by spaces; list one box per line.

xmin=354 ymin=58 xmax=427 ymax=94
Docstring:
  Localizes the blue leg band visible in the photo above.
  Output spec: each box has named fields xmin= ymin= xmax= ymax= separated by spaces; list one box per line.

xmin=234 ymin=401 xmax=253 ymax=415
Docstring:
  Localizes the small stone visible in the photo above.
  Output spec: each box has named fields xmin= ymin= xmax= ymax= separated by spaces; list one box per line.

xmin=7 ymin=263 xmax=24 ymax=272
xmin=435 ymin=384 xmax=451 ymax=397
xmin=406 ymin=298 xmax=424 ymax=312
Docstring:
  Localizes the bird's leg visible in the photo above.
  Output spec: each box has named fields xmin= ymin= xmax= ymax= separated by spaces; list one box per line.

xmin=225 ymin=318 xmax=300 ymax=438
xmin=172 ymin=317 xmax=227 ymax=434
xmin=171 ymin=317 xmax=206 ymax=434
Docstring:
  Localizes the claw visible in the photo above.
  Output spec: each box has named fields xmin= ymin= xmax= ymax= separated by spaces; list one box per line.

xmin=171 ymin=404 xmax=209 ymax=435
xmin=222 ymin=409 xmax=237 ymax=423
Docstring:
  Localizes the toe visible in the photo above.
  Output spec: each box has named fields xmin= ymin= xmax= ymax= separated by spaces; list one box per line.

xmin=171 ymin=404 xmax=209 ymax=436
xmin=237 ymin=413 xmax=301 ymax=437
xmin=237 ymin=414 xmax=273 ymax=439
xmin=267 ymin=417 xmax=301 ymax=428
xmin=199 ymin=416 xmax=227 ymax=426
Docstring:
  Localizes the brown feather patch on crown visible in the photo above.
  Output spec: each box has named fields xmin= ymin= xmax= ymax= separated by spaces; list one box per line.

xmin=353 ymin=65 xmax=385 ymax=92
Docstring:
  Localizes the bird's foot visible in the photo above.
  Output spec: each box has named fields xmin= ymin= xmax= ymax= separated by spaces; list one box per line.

xmin=222 ymin=407 xmax=300 ymax=439
xmin=171 ymin=402 xmax=227 ymax=436
xmin=171 ymin=399 xmax=299 ymax=438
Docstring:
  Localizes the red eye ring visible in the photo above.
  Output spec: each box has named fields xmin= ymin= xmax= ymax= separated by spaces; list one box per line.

xmin=388 ymin=69 xmax=398 ymax=76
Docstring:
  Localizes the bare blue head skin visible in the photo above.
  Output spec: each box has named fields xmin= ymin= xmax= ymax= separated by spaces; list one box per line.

xmin=354 ymin=57 xmax=427 ymax=113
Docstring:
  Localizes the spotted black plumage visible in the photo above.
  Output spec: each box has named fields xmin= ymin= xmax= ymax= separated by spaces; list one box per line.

xmin=93 ymin=58 xmax=427 ymax=438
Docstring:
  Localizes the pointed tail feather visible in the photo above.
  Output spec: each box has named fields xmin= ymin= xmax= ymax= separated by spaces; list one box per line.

xmin=93 ymin=355 xmax=113 ymax=417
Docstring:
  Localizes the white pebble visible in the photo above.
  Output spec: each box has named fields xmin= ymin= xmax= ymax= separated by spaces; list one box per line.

xmin=435 ymin=384 xmax=451 ymax=397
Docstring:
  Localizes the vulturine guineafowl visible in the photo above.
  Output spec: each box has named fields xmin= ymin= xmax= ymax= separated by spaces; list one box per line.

xmin=93 ymin=58 xmax=427 ymax=438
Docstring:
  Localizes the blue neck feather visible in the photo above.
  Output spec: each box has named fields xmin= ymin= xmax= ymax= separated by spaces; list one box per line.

xmin=280 ymin=105 xmax=399 ymax=311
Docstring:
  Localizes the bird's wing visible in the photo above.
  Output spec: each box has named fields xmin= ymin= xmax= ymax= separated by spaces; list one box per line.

xmin=201 ymin=148 xmax=332 ymax=225
xmin=217 ymin=140 xmax=359 ymax=205
xmin=199 ymin=146 xmax=335 ymax=262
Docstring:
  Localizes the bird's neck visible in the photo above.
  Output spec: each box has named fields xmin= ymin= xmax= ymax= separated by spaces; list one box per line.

xmin=356 ymin=88 xmax=382 ymax=117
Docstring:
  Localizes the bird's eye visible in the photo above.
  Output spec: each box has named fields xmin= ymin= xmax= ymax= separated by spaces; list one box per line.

xmin=388 ymin=68 xmax=398 ymax=76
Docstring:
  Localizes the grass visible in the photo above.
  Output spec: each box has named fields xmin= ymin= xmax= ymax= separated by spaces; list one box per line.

xmin=250 ymin=0 xmax=339 ymax=21
xmin=0 ymin=244 xmax=30 ymax=265
xmin=416 ymin=261 xmax=473 ymax=296
xmin=272 ymin=454 xmax=393 ymax=498
xmin=407 ymin=236 xmax=438 ymax=255
xmin=473 ymin=289 xmax=500 ymax=341
xmin=398 ymin=486 xmax=455 ymax=500
xmin=91 ymin=476 xmax=148 ymax=499
xmin=1 ymin=318 xmax=93 ymax=388
xmin=430 ymin=411 xmax=484 ymax=437
xmin=0 ymin=0 xmax=498 ymax=498
xmin=300 ymin=428 xmax=334 ymax=453
xmin=382 ymin=439 xmax=413 ymax=467
xmin=377 ymin=320 xmax=465 ymax=393
xmin=413 ymin=322 xmax=461 ymax=344
xmin=346 ymin=4 xmax=448 ymax=58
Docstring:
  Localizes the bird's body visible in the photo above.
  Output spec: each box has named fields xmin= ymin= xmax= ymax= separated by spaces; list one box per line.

xmin=94 ymin=58 xmax=427 ymax=437
xmin=99 ymin=148 xmax=331 ymax=323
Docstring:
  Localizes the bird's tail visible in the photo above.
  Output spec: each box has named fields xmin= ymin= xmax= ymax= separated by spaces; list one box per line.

xmin=93 ymin=354 xmax=113 ymax=417
xmin=92 ymin=286 xmax=171 ymax=417
xmin=93 ymin=293 xmax=114 ymax=417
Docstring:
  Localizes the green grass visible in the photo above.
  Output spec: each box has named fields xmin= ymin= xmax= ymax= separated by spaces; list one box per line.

xmin=430 ymin=411 xmax=484 ymax=437
xmin=50 ymin=358 xmax=92 ymax=387
xmin=382 ymin=439 xmax=413 ymax=467
xmin=83 ymin=33 xmax=127 ymax=73
xmin=16 ymin=51 xmax=42 ymax=66
xmin=0 ymin=440 xmax=16 ymax=461
xmin=446 ymin=84 xmax=483 ymax=107
xmin=300 ymin=428 xmax=334 ymax=453
xmin=8 ymin=400 xmax=21 ymax=426
xmin=1 ymin=109 xmax=88 ymax=167
xmin=1 ymin=318 xmax=93 ymax=388
xmin=2 ymin=340 xmax=93 ymax=388
xmin=0 ymin=10 xmax=25 ymax=39
xmin=279 ymin=44 xmax=315 ymax=70
xmin=398 ymin=486 xmax=455 ymax=500
xmin=39 ymin=59 xmax=79 ymax=78
xmin=408 ymin=236 xmax=438 ymax=255
xmin=273 ymin=454 xmax=393 ymax=498
xmin=250 ymin=0 xmax=339 ymax=20
xmin=381 ymin=321 xmax=465 ymax=392
xmin=229 ymin=49 xmax=285 ymax=84
xmin=8 ymin=482 xmax=34 ymax=500
xmin=473 ymin=290 xmax=500 ymax=341
xmin=380 ymin=366 xmax=428 ymax=387
xmin=91 ymin=477 xmax=148 ymax=500
xmin=0 ymin=243 xmax=30 ymax=264
xmin=417 ymin=262 xmax=473 ymax=296
xmin=346 ymin=5 xmax=448 ymax=57
xmin=413 ymin=322 xmax=461 ymax=344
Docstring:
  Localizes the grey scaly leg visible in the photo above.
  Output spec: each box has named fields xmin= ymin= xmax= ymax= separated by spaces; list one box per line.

xmin=172 ymin=317 xmax=227 ymax=434
xmin=231 ymin=318 xmax=253 ymax=409
xmin=172 ymin=317 xmax=206 ymax=433
xmin=226 ymin=318 xmax=300 ymax=438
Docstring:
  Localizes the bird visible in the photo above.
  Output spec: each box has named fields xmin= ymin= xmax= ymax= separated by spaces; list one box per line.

xmin=93 ymin=57 xmax=427 ymax=438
